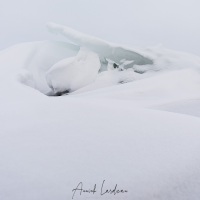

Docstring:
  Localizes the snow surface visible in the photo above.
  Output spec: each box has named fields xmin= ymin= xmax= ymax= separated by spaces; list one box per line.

xmin=46 ymin=48 xmax=100 ymax=94
xmin=18 ymin=41 xmax=79 ymax=94
xmin=1 ymin=26 xmax=200 ymax=200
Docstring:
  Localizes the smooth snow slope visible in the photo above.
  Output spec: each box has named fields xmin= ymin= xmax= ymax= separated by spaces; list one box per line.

xmin=1 ymin=42 xmax=200 ymax=200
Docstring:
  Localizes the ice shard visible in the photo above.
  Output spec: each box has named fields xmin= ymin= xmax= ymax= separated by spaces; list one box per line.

xmin=47 ymin=22 xmax=153 ymax=68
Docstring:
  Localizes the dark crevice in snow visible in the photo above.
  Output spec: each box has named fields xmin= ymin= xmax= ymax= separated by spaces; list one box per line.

xmin=46 ymin=90 xmax=70 ymax=96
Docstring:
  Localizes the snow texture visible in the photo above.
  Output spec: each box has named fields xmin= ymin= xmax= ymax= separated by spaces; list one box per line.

xmin=1 ymin=24 xmax=200 ymax=200
xmin=15 ymin=23 xmax=200 ymax=95
xmin=46 ymin=48 xmax=100 ymax=95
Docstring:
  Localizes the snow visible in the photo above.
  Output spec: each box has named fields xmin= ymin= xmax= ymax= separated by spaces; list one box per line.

xmin=18 ymin=41 xmax=79 ymax=94
xmin=154 ymin=99 xmax=200 ymax=118
xmin=12 ymin=24 xmax=200 ymax=96
xmin=1 ymin=25 xmax=200 ymax=200
xmin=46 ymin=48 xmax=101 ymax=95
xmin=47 ymin=22 xmax=153 ymax=66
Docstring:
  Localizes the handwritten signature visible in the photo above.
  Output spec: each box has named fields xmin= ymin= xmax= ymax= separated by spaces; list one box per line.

xmin=72 ymin=180 xmax=128 ymax=199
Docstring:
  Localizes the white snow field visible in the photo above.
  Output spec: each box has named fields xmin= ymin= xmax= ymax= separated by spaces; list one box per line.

xmin=1 ymin=24 xmax=200 ymax=200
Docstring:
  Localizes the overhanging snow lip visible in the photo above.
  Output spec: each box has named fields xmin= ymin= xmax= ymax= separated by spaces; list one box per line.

xmin=47 ymin=22 xmax=154 ymax=66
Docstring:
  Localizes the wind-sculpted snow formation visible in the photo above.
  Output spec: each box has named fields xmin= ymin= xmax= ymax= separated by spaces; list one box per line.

xmin=16 ymin=22 xmax=200 ymax=96
xmin=46 ymin=48 xmax=101 ymax=95
xmin=1 ymin=23 xmax=200 ymax=200
xmin=47 ymin=22 xmax=153 ymax=67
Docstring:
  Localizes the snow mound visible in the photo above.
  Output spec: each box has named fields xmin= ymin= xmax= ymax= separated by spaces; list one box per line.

xmin=1 ymin=38 xmax=200 ymax=200
xmin=73 ymin=69 xmax=200 ymax=107
xmin=46 ymin=48 xmax=101 ymax=95
xmin=18 ymin=41 xmax=79 ymax=94
xmin=12 ymin=23 xmax=200 ymax=96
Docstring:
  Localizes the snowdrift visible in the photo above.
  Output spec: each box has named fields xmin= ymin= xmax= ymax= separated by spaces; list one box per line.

xmin=13 ymin=22 xmax=200 ymax=96
xmin=1 ymin=23 xmax=200 ymax=200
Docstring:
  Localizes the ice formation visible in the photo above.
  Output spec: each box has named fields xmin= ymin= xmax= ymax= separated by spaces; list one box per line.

xmin=47 ymin=22 xmax=153 ymax=67
xmin=16 ymin=22 xmax=200 ymax=96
